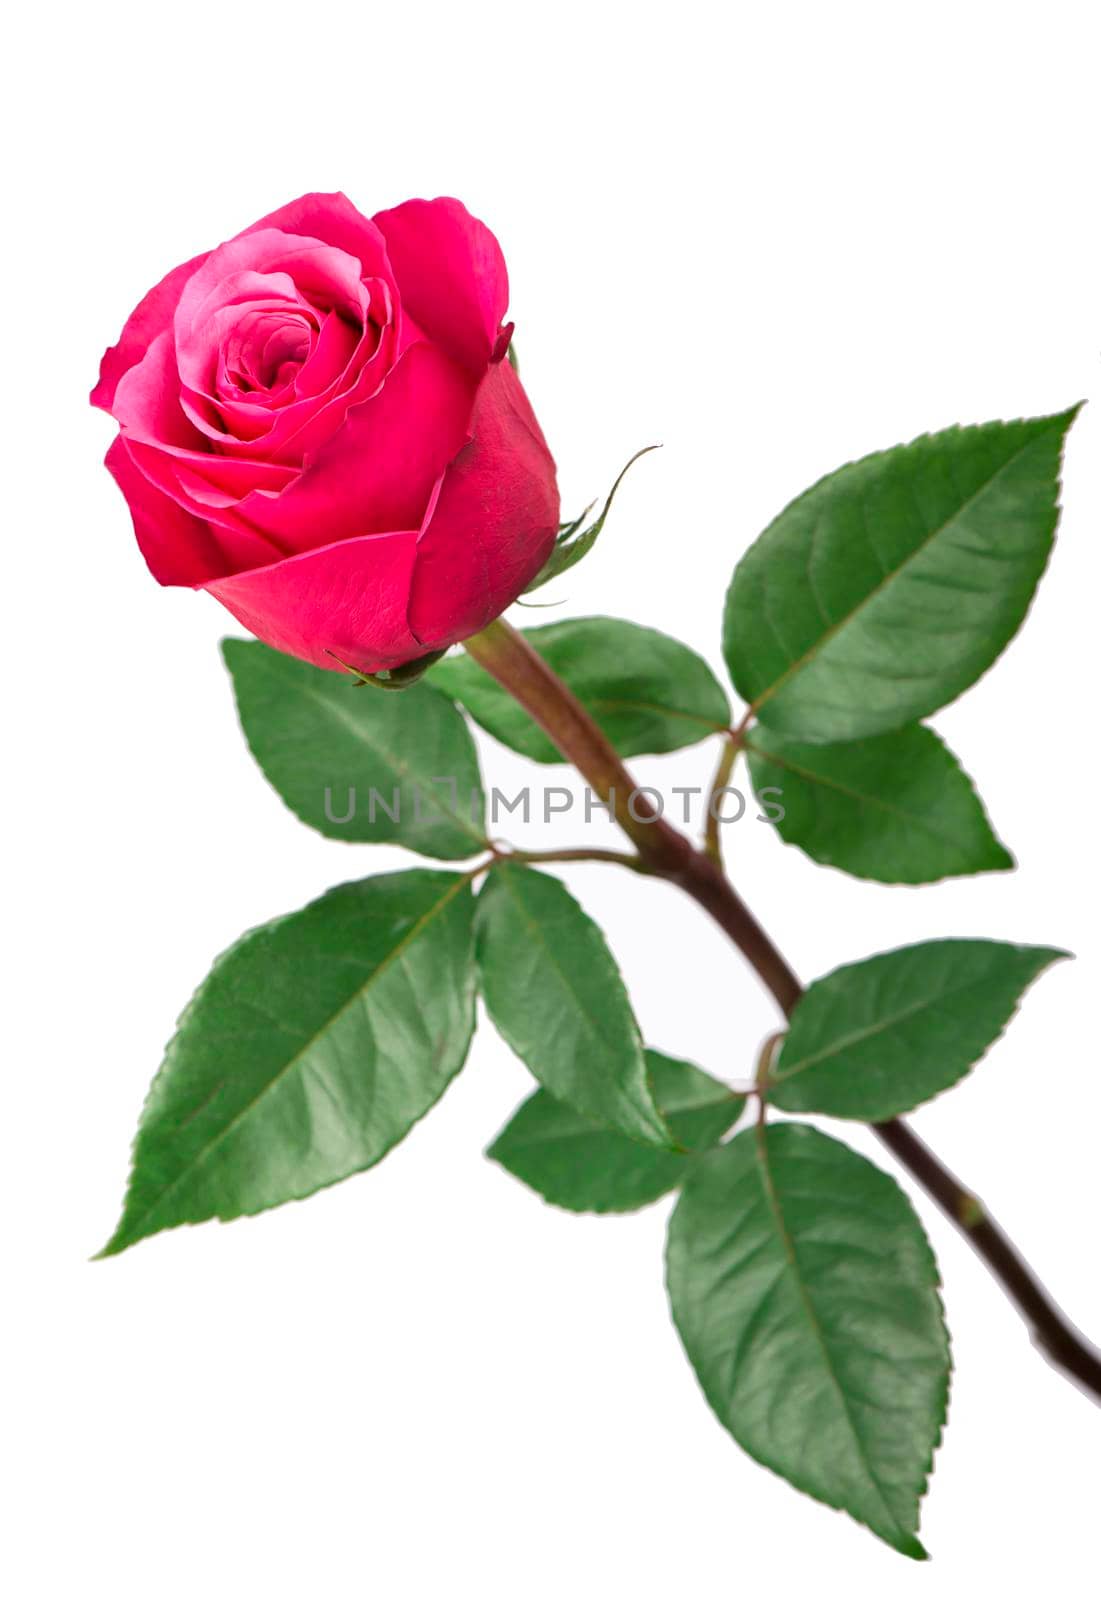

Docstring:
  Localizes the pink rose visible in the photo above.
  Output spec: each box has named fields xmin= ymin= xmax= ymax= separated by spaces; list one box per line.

xmin=92 ymin=193 xmax=560 ymax=672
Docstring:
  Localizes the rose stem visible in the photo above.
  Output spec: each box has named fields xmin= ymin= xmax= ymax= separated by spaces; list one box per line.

xmin=464 ymin=617 xmax=1101 ymax=1402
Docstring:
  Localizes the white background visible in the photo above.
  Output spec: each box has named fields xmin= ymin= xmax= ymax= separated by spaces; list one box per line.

xmin=5 ymin=1 xmax=1100 ymax=1592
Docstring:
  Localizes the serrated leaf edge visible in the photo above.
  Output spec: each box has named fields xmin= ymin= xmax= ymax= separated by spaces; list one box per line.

xmin=100 ymin=872 xmax=477 ymax=1256
xmin=769 ymin=941 xmax=1069 ymax=1118
xmin=666 ymin=1126 xmax=951 ymax=1559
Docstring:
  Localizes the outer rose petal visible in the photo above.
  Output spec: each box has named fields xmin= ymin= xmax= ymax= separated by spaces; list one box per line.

xmin=238 ymin=192 xmax=395 ymax=287
xmin=105 ymin=437 xmax=231 ymax=585
xmin=91 ymin=250 xmax=209 ymax=413
xmin=373 ymin=198 xmax=509 ymax=372
xmin=204 ymin=529 xmax=423 ymax=672
xmin=408 ymin=359 xmax=559 ymax=650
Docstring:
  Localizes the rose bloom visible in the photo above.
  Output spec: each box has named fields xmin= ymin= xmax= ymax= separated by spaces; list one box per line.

xmin=92 ymin=193 xmax=560 ymax=672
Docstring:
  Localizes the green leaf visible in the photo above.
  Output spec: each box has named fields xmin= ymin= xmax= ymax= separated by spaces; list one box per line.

xmin=433 ymin=616 xmax=730 ymax=762
xmin=666 ymin=1122 xmax=949 ymax=1558
xmin=101 ymin=870 xmax=477 ymax=1255
xmin=524 ymin=446 xmax=658 ymax=592
xmin=223 ymin=639 xmax=486 ymax=859
xmin=746 ymin=723 xmax=1013 ymax=883
xmin=475 ymin=864 xmax=672 ymax=1148
xmin=769 ymin=939 xmax=1066 ymax=1121
xmin=724 ymin=410 xmax=1078 ymax=742
xmin=488 ymin=1049 xmax=745 ymax=1212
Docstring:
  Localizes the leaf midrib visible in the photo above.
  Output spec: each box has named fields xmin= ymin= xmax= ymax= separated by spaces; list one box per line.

xmin=752 ymin=1125 xmax=909 ymax=1543
xmin=585 ymin=693 xmax=727 ymax=731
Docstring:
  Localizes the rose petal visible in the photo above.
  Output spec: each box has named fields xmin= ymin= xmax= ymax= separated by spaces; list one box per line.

xmin=130 ymin=443 xmax=295 ymax=510
xmin=373 ymin=197 xmax=509 ymax=372
xmin=238 ymin=192 xmax=395 ymax=286
xmin=407 ymin=359 xmax=559 ymax=649
xmin=291 ymin=307 xmax=361 ymax=400
xmin=91 ymin=249 xmax=209 ymax=414
xmin=204 ymin=528 xmax=423 ymax=672
xmin=112 ymin=328 xmax=208 ymax=448
xmin=105 ymin=437 xmax=236 ymax=586
xmin=122 ymin=436 xmax=297 ymax=563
